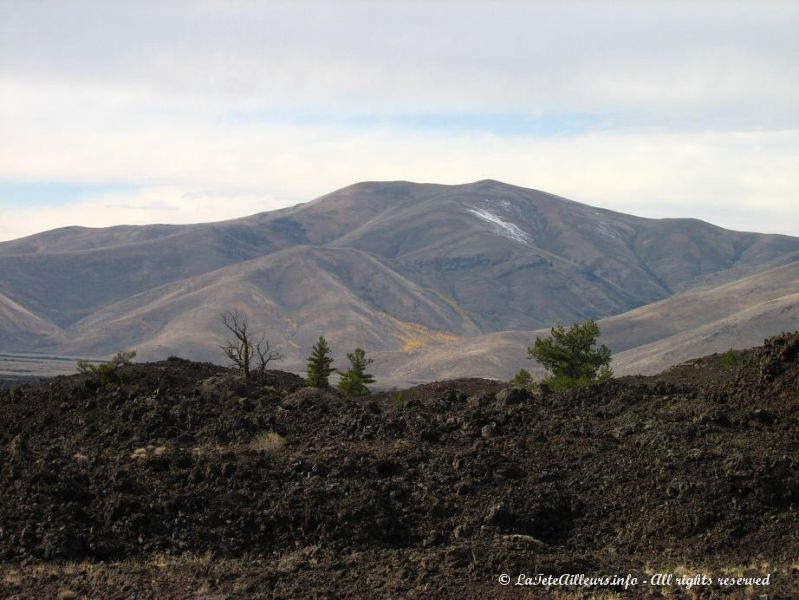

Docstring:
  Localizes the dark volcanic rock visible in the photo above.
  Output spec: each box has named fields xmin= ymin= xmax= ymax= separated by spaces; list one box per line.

xmin=1 ymin=335 xmax=798 ymax=598
xmin=494 ymin=386 xmax=530 ymax=407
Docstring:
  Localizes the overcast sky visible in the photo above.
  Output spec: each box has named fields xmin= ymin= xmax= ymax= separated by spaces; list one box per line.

xmin=1 ymin=0 xmax=797 ymax=241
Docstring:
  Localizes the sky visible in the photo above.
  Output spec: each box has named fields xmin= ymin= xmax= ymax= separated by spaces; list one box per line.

xmin=1 ymin=0 xmax=798 ymax=241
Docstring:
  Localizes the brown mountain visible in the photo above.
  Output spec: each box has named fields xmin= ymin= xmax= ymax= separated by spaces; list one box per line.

xmin=1 ymin=180 xmax=797 ymax=381
xmin=373 ymin=258 xmax=799 ymax=386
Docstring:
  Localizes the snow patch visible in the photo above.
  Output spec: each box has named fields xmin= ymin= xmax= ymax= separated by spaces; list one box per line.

xmin=594 ymin=221 xmax=621 ymax=241
xmin=467 ymin=208 xmax=531 ymax=246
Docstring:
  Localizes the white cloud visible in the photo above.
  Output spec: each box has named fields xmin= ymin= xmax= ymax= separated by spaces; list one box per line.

xmin=2 ymin=113 xmax=797 ymax=240
xmin=2 ymin=1 xmax=797 ymax=124
xmin=0 ymin=187 xmax=277 ymax=241
xmin=0 ymin=1 xmax=797 ymax=240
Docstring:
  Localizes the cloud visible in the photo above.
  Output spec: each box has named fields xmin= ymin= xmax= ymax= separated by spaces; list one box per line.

xmin=2 ymin=122 xmax=797 ymax=240
xmin=0 ymin=187 xmax=277 ymax=241
xmin=0 ymin=0 xmax=797 ymax=240
xmin=3 ymin=1 xmax=796 ymax=124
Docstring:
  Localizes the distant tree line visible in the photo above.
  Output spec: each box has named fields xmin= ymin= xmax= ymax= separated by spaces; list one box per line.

xmin=77 ymin=310 xmax=609 ymax=398
xmin=219 ymin=311 xmax=375 ymax=397
xmin=218 ymin=311 xmax=613 ymax=395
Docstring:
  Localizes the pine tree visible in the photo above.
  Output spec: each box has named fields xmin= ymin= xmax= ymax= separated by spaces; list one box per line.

xmin=528 ymin=320 xmax=612 ymax=390
xmin=306 ymin=336 xmax=334 ymax=388
xmin=337 ymin=348 xmax=375 ymax=397
xmin=510 ymin=367 xmax=535 ymax=391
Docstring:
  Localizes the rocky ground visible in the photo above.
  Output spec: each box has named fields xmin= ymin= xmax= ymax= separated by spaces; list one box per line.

xmin=0 ymin=333 xmax=797 ymax=599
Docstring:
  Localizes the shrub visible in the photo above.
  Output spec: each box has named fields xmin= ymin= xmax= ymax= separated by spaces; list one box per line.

xmin=528 ymin=320 xmax=612 ymax=391
xmin=721 ymin=348 xmax=738 ymax=371
xmin=77 ymin=350 xmax=136 ymax=386
xmin=252 ymin=431 xmax=287 ymax=453
xmin=337 ymin=348 xmax=375 ymax=397
xmin=391 ymin=391 xmax=407 ymax=410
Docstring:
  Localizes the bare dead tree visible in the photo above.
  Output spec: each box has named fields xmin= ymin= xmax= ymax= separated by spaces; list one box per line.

xmin=220 ymin=310 xmax=282 ymax=380
xmin=220 ymin=310 xmax=253 ymax=379
xmin=254 ymin=335 xmax=282 ymax=377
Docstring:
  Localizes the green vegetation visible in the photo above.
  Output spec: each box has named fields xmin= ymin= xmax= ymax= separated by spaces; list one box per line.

xmin=391 ymin=391 xmax=407 ymax=410
xmin=337 ymin=348 xmax=375 ymax=397
xmin=510 ymin=367 xmax=536 ymax=391
xmin=528 ymin=320 xmax=612 ymax=391
xmin=306 ymin=336 xmax=334 ymax=388
xmin=220 ymin=310 xmax=282 ymax=381
xmin=77 ymin=350 xmax=136 ymax=386
xmin=721 ymin=348 xmax=739 ymax=371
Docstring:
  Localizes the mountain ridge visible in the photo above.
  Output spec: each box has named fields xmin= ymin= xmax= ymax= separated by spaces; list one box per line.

xmin=1 ymin=179 xmax=797 ymax=382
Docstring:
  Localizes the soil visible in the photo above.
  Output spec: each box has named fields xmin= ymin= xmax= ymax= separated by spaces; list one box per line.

xmin=0 ymin=335 xmax=797 ymax=599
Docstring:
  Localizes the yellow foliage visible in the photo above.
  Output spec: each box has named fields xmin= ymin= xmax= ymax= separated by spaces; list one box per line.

xmin=403 ymin=338 xmax=426 ymax=352
xmin=382 ymin=314 xmax=458 ymax=353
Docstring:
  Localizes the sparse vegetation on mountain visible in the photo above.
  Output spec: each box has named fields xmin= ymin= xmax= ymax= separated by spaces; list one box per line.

xmin=529 ymin=320 xmax=612 ymax=390
xmin=337 ymin=347 xmax=375 ymax=397
xmin=306 ymin=336 xmax=334 ymax=388
xmin=76 ymin=349 xmax=136 ymax=386
xmin=2 ymin=181 xmax=798 ymax=384
xmin=220 ymin=310 xmax=282 ymax=381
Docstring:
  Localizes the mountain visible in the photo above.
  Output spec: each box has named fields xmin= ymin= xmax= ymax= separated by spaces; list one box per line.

xmin=373 ymin=258 xmax=799 ymax=385
xmin=0 ymin=290 xmax=65 ymax=349
xmin=1 ymin=180 xmax=797 ymax=382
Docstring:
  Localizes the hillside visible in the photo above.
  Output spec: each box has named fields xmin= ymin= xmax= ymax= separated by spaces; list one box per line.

xmin=0 ymin=291 xmax=65 ymax=349
xmin=375 ymin=258 xmax=799 ymax=385
xmin=1 ymin=180 xmax=797 ymax=382
xmin=1 ymin=333 xmax=797 ymax=598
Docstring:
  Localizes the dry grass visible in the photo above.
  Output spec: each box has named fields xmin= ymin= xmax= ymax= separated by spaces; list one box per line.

xmin=251 ymin=431 xmax=287 ymax=452
xmin=2 ymin=569 xmax=22 ymax=585
xmin=130 ymin=445 xmax=169 ymax=460
xmin=146 ymin=549 xmax=216 ymax=569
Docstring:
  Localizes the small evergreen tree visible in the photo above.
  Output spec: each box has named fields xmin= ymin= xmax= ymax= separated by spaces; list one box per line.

xmin=306 ymin=336 xmax=334 ymax=388
xmin=510 ymin=367 xmax=536 ymax=391
xmin=528 ymin=320 xmax=612 ymax=390
xmin=337 ymin=348 xmax=375 ymax=397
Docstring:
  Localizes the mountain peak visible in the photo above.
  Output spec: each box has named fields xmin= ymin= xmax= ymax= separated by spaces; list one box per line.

xmin=1 ymin=180 xmax=797 ymax=388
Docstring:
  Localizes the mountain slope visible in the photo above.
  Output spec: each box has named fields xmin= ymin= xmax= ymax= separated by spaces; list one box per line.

xmin=0 ymin=291 xmax=65 ymax=349
xmin=327 ymin=180 xmax=799 ymax=329
xmin=1 ymin=180 xmax=797 ymax=381
xmin=53 ymin=245 xmax=479 ymax=367
xmin=373 ymin=259 xmax=799 ymax=384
